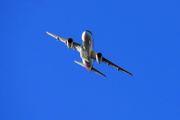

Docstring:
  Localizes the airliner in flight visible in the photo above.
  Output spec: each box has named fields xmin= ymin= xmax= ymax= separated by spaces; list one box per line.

xmin=46 ymin=30 xmax=133 ymax=77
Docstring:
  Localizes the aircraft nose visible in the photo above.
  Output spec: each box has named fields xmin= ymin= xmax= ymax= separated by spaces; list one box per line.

xmin=82 ymin=31 xmax=91 ymax=41
xmin=86 ymin=30 xmax=92 ymax=35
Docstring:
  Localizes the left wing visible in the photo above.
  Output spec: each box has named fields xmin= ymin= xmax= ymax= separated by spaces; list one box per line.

xmin=46 ymin=31 xmax=81 ymax=52
xmin=91 ymin=50 xmax=133 ymax=76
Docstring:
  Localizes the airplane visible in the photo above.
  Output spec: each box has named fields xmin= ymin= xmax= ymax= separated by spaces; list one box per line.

xmin=46 ymin=30 xmax=133 ymax=77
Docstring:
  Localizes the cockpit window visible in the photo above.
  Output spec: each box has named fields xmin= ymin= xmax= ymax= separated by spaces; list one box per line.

xmin=86 ymin=30 xmax=93 ymax=35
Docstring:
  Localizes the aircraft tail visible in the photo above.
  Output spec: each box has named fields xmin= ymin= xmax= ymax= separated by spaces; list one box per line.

xmin=74 ymin=60 xmax=106 ymax=77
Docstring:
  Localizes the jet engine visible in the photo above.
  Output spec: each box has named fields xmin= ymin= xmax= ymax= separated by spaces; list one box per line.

xmin=67 ymin=38 xmax=73 ymax=49
xmin=96 ymin=53 xmax=103 ymax=64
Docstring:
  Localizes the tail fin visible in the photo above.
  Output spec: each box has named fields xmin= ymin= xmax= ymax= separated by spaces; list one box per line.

xmin=74 ymin=60 xmax=106 ymax=77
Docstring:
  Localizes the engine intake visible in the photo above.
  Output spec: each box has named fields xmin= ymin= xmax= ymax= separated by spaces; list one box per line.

xmin=67 ymin=38 xmax=73 ymax=49
xmin=96 ymin=53 xmax=102 ymax=64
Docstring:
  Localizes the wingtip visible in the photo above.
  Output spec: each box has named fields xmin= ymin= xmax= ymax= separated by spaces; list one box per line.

xmin=46 ymin=31 xmax=49 ymax=34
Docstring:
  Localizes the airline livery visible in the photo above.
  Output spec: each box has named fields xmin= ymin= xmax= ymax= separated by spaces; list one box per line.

xmin=46 ymin=30 xmax=133 ymax=77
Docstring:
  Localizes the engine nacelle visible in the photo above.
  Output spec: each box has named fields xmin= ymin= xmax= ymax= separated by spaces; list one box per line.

xmin=67 ymin=38 xmax=73 ymax=49
xmin=96 ymin=53 xmax=103 ymax=64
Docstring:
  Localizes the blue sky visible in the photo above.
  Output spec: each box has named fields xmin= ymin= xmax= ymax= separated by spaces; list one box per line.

xmin=1 ymin=0 xmax=180 ymax=120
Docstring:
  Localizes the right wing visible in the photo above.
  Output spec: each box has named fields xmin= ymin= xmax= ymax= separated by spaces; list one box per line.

xmin=46 ymin=31 xmax=81 ymax=52
xmin=102 ymin=57 xmax=133 ymax=76
xmin=91 ymin=50 xmax=133 ymax=76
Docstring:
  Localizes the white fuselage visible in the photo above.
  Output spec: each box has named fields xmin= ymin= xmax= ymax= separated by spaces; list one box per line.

xmin=80 ymin=30 xmax=94 ymax=72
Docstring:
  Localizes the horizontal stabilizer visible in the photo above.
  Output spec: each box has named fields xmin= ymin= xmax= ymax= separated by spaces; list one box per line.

xmin=74 ymin=60 xmax=106 ymax=77
xmin=74 ymin=60 xmax=85 ymax=67
xmin=92 ymin=67 xmax=106 ymax=77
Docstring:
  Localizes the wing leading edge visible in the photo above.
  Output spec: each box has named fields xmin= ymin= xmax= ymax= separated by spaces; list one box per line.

xmin=91 ymin=50 xmax=133 ymax=76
